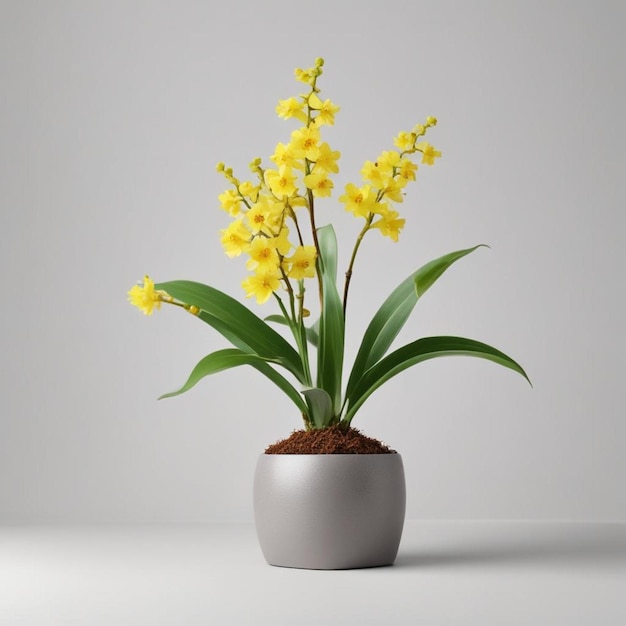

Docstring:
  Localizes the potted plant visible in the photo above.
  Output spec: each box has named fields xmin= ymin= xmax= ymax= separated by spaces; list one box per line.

xmin=128 ymin=57 xmax=530 ymax=570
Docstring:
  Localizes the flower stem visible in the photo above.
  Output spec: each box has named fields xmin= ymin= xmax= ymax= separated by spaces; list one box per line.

xmin=274 ymin=282 xmax=312 ymax=386
xmin=295 ymin=281 xmax=311 ymax=384
xmin=279 ymin=266 xmax=297 ymax=322
xmin=304 ymin=159 xmax=323 ymax=306
xmin=342 ymin=214 xmax=374 ymax=316
xmin=289 ymin=206 xmax=305 ymax=247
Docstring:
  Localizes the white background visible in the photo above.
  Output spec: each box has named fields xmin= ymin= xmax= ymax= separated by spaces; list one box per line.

xmin=1 ymin=0 xmax=624 ymax=523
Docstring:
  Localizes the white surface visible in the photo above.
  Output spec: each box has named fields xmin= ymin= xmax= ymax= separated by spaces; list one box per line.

xmin=1 ymin=521 xmax=624 ymax=625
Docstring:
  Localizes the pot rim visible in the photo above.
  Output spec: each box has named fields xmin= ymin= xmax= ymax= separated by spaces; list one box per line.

xmin=258 ymin=452 xmax=402 ymax=457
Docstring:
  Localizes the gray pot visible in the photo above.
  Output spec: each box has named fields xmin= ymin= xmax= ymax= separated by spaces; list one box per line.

xmin=253 ymin=453 xmax=406 ymax=570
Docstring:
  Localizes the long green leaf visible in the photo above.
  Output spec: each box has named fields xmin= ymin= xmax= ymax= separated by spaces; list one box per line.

xmin=344 ymin=336 xmax=531 ymax=423
xmin=345 ymin=245 xmax=486 ymax=399
xmin=265 ymin=314 xmax=319 ymax=347
xmin=158 ymin=348 xmax=308 ymax=413
xmin=302 ymin=387 xmax=333 ymax=428
xmin=318 ymin=228 xmax=338 ymax=285
xmin=308 ymin=318 xmax=320 ymax=348
xmin=316 ymin=225 xmax=345 ymax=415
xmin=197 ymin=310 xmax=251 ymax=351
xmin=155 ymin=280 xmax=305 ymax=382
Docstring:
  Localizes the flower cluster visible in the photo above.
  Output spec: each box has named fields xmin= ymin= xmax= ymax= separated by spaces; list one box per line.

xmin=129 ymin=58 xmax=442 ymax=316
xmin=216 ymin=57 xmax=441 ymax=306
xmin=217 ymin=58 xmax=339 ymax=305
xmin=340 ymin=117 xmax=440 ymax=242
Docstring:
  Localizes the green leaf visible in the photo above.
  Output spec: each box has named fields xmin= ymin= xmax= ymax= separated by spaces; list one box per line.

xmin=307 ymin=318 xmax=320 ymax=348
xmin=346 ymin=245 xmax=486 ymax=400
xmin=265 ymin=314 xmax=289 ymax=326
xmin=318 ymin=226 xmax=338 ymax=285
xmin=158 ymin=348 xmax=308 ymax=414
xmin=316 ymin=225 xmax=345 ymax=415
xmin=155 ymin=280 xmax=305 ymax=382
xmin=344 ymin=336 xmax=531 ymax=423
xmin=302 ymin=387 xmax=334 ymax=428
xmin=265 ymin=314 xmax=319 ymax=347
xmin=414 ymin=245 xmax=488 ymax=296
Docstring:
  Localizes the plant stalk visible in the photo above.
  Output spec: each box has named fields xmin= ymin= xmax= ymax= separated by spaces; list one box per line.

xmin=304 ymin=159 xmax=324 ymax=306
xmin=273 ymin=292 xmax=312 ymax=386
xmin=342 ymin=214 xmax=374 ymax=315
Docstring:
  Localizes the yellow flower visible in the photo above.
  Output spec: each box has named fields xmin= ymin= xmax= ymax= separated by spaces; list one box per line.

xmin=376 ymin=150 xmax=401 ymax=176
xmin=246 ymin=236 xmax=280 ymax=273
xmin=264 ymin=166 xmax=298 ymax=198
xmin=360 ymin=160 xmax=388 ymax=189
xmin=289 ymin=126 xmax=321 ymax=161
xmin=276 ymin=97 xmax=307 ymax=123
xmin=372 ymin=206 xmax=406 ymax=242
xmin=393 ymin=131 xmax=416 ymax=152
xmin=397 ymin=157 xmax=418 ymax=183
xmin=271 ymin=227 xmax=292 ymax=256
xmin=289 ymin=195 xmax=308 ymax=209
xmin=426 ymin=116 xmax=438 ymax=127
xmin=270 ymin=142 xmax=303 ymax=171
xmin=380 ymin=178 xmax=405 ymax=203
xmin=370 ymin=200 xmax=391 ymax=216
xmin=218 ymin=189 xmax=241 ymax=216
xmin=415 ymin=142 xmax=442 ymax=166
xmin=303 ymin=171 xmax=333 ymax=197
xmin=245 ymin=196 xmax=283 ymax=235
xmin=312 ymin=142 xmax=340 ymax=174
xmin=339 ymin=183 xmax=376 ymax=218
xmin=284 ymin=245 xmax=317 ymax=280
xmin=242 ymin=271 xmax=281 ymax=304
xmin=238 ymin=181 xmax=259 ymax=203
xmin=294 ymin=67 xmax=316 ymax=85
xmin=127 ymin=276 xmax=165 ymax=316
xmin=308 ymin=93 xmax=340 ymax=126
xmin=220 ymin=219 xmax=251 ymax=257
xmin=248 ymin=157 xmax=262 ymax=173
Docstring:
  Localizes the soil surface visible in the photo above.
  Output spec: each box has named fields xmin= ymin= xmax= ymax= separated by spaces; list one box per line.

xmin=265 ymin=425 xmax=396 ymax=454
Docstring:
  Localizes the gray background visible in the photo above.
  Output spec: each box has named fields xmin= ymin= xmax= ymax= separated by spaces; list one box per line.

xmin=1 ymin=0 xmax=624 ymax=523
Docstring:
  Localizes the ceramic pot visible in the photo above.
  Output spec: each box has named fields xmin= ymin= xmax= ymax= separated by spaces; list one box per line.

xmin=253 ymin=453 xmax=406 ymax=570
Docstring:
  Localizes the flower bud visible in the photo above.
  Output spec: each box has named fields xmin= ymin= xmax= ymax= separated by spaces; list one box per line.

xmin=188 ymin=305 xmax=200 ymax=316
xmin=426 ymin=116 xmax=438 ymax=127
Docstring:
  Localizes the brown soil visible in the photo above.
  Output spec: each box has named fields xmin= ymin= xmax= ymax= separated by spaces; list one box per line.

xmin=264 ymin=425 xmax=396 ymax=454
